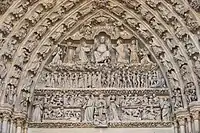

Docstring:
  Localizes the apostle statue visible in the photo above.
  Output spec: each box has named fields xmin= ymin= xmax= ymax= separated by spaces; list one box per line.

xmin=93 ymin=36 xmax=111 ymax=63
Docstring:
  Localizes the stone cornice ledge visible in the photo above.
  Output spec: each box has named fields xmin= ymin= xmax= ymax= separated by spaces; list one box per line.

xmin=28 ymin=121 xmax=172 ymax=128
xmin=12 ymin=111 xmax=27 ymax=120
xmin=174 ymin=108 xmax=188 ymax=118
xmin=188 ymin=101 xmax=200 ymax=113
xmin=189 ymin=101 xmax=200 ymax=109
xmin=0 ymin=104 xmax=13 ymax=114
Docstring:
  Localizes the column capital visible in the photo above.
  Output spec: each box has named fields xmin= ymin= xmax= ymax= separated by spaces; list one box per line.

xmin=16 ymin=118 xmax=24 ymax=127
xmin=23 ymin=122 xmax=29 ymax=133
xmin=13 ymin=111 xmax=27 ymax=120
xmin=177 ymin=116 xmax=185 ymax=126
xmin=191 ymin=111 xmax=199 ymax=120
xmin=186 ymin=115 xmax=192 ymax=122
xmin=2 ymin=112 xmax=10 ymax=121
xmin=175 ymin=108 xmax=188 ymax=117
xmin=173 ymin=121 xmax=178 ymax=127
xmin=24 ymin=122 xmax=28 ymax=128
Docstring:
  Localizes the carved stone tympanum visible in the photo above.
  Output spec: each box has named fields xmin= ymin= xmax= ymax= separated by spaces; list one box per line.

xmin=0 ymin=0 xmax=200 ymax=132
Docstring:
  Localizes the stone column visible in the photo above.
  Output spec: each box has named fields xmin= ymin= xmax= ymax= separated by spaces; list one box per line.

xmin=178 ymin=117 xmax=186 ymax=133
xmin=16 ymin=119 xmax=23 ymax=133
xmin=0 ymin=116 xmax=3 ymax=133
xmin=12 ymin=120 xmax=16 ymax=133
xmin=2 ymin=114 xmax=9 ymax=133
xmin=7 ymin=120 xmax=10 ymax=133
xmin=173 ymin=121 xmax=178 ymax=133
xmin=192 ymin=111 xmax=199 ymax=133
xmin=23 ymin=122 xmax=28 ymax=133
xmin=187 ymin=116 xmax=192 ymax=133
xmin=9 ymin=119 xmax=14 ymax=133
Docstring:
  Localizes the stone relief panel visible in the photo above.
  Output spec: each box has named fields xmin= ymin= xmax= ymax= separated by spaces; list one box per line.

xmin=71 ymin=14 xmax=132 ymax=40
xmin=30 ymin=20 xmax=171 ymax=128
xmin=31 ymin=89 xmax=171 ymax=127
xmin=37 ymin=68 xmax=165 ymax=89
xmin=0 ymin=0 xmax=200 ymax=132
xmin=3 ymin=0 xmax=193 ymax=115
xmin=36 ymin=33 xmax=166 ymax=89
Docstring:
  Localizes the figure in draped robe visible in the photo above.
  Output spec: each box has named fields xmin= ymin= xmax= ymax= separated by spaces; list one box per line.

xmin=93 ymin=36 xmax=111 ymax=63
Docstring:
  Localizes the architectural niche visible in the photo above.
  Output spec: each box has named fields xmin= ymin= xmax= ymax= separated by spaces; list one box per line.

xmin=0 ymin=0 xmax=199 ymax=133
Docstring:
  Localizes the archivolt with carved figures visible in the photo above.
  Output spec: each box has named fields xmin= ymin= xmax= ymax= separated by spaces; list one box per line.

xmin=0 ymin=0 xmax=199 ymax=132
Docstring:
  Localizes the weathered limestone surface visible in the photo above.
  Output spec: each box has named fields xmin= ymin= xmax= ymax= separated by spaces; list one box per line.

xmin=28 ymin=128 xmax=174 ymax=133
xmin=0 ymin=0 xmax=200 ymax=133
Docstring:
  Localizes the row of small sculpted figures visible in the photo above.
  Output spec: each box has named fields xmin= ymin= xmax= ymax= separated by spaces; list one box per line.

xmin=40 ymin=70 xmax=166 ymax=88
xmin=42 ymin=93 xmax=167 ymax=108
xmin=40 ymin=106 xmax=169 ymax=122
xmin=32 ymin=95 xmax=170 ymax=122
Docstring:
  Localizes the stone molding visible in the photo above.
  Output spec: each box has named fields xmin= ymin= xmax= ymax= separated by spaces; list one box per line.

xmin=28 ymin=121 xmax=172 ymax=128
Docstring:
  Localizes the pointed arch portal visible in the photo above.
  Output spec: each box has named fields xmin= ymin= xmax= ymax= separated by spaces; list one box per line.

xmin=0 ymin=0 xmax=200 ymax=133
